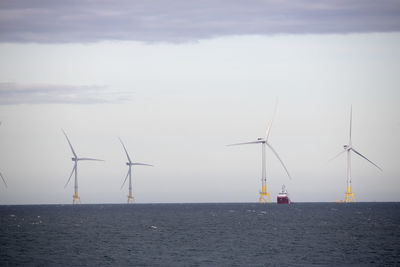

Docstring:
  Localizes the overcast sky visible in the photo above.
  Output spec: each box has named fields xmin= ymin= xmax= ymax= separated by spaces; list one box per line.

xmin=0 ymin=1 xmax=399 ymax=204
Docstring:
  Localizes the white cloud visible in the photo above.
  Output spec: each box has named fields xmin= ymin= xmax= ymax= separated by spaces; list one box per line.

xmin=0 ymin=83 xmax=132 ymax=104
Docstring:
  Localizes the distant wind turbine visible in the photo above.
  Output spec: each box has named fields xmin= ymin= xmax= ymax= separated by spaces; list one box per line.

xmin=119 ymin=138 xmax=153 ymax=203
xmin=62 ymin=129 xmax=103 ymax=204
xmin=330 ymin=106 xmax=382 ymax=203
xmin=0 ymin=121 xmax=7 ymax=188
xmin=227 ymin=103 xmax=291 ymax=203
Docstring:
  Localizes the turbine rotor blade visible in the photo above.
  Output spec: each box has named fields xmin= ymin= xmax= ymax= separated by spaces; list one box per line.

xmin=265 ymin=99 xmax=278 ymax=141
xmin=329 ymin=149 xmax=347 ymax=162
xmin=64 ymin=165 xmax=76 ymax=188
xmin=133 ymin=163 xmax=154 ymax=167
xmin=62 ymin=129 xmax=77 ymax=158
xmin=118 ymin=138 xmax=132 ymax=164
xmin=0 ymin=172 xmax=7 ymax=188
xmin=266 ymin=143 xmax=292 ymax=179
xmin=349 ymin=105 xmax=353 ymax=146
xmin=351 ymin=148 xmax=383 ymax=171
xmin=0 ymin=125 xmax=7 ymax=188
xmin=227 ymin=140 xmax=264 ymax=146
xmin=121 ymin=170 xmax=130 ymax=189
xmin=78 ymin=158 xmax=104 ymax=161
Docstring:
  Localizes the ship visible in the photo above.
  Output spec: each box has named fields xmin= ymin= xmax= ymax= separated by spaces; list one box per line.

xmin=277 ymin=184 xmax=291 ymax=204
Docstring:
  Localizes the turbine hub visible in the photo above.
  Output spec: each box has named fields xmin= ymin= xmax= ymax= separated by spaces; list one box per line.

xmin=343 ymin=145 xmax=350 ymax=150
xmin=71 ymin=158 xmax=77 ymax=161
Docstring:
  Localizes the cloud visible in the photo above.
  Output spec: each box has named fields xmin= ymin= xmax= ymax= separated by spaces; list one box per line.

xmin=0 ymin=83 xmax=132 ymax=104
xmin=0 ymin=0 xmax=399 ymax=43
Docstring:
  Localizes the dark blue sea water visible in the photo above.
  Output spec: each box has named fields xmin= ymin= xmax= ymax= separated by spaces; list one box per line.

xmin=0 ymin=203 xmax=399 ymax=266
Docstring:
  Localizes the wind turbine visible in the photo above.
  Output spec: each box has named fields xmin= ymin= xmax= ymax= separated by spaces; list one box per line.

xmin=0 ymin=121 xmax=7 ymax=188
xmin=331 ymin=106 xmax=382 ymax=203
xmin=227 ymin=104 xmax=291 ymax=203
xmin=119 ymin=138 xmax=153 ymax=203
xmin=62 ymin=129 xmax=103 ymax=204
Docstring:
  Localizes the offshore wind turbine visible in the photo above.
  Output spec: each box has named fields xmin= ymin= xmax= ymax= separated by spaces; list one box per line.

xmin=62 ymin=130 xmax=103 ymax=204
xmin=228 ymin=104 xmax=291 ymax=203
xmin=119 ymin=138 xmax=153 ymax=203
xmin=331 ymin=106 xmax=382 ymax=203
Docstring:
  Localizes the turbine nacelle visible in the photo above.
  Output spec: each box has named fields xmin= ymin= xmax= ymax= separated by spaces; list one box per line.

xmin=257 ymin=138 xmax=266 ymax=144
xmin=126 ymin=162 xmax=132 ymax=166
xmin=343 ymin=145 xmax=350 ymax=150
xmin=71 ymin=157 xmax=77 ymax=162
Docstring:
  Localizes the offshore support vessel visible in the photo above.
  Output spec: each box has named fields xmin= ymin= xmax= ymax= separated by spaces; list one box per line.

xmin=277 ymin=184 xmax=291 ymax=204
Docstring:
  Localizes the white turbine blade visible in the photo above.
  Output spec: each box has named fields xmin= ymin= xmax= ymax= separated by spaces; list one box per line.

xmin=266 ymin=143 xmax=292 ymax=179
xmin=121 ymin=170 xmax=130 ymax=189
xmin=227 ymin=140 xmax=264 ymax=146
xmin=64 ymin=165 xmax=76 ymax=188
xmin=351 ymin=148 xmax=383 ymax=171
xmin=133 ymin=163 xmax=154 ymax=167
xmin=78 ymin=158 xmax=104 ymax=161
xmin=119 ymin=138 xmax=132 ymax=164
xmin=0 ymin=172 xmax=7 ymax=188
xmin=265 ymin=99 xmax=278 ymax=141
xmin=0 ymin=125 xmax=5 ymax=188
xmin=329 ymin=149 xmax=347 ymax=162
xmin=62 ymin=129 xmax=77 ymax=158
xmin=349 ymin=105 xmax=353 ymax=146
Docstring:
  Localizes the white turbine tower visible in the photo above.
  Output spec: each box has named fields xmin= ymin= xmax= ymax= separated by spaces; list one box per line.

xmin=331 ymin=106 xmax=382 ymax=203
xmin=119 ymin=138 xmax=153 ymax=203
xmin=228 ymin=104 xmax=291 ymax=203
xmin=0 ymin=121 xmax=7 ymax=188
xmin=62 ymin=130 xmax=103 ymax=204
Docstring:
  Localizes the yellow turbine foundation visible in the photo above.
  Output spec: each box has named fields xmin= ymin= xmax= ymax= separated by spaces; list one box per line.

xmin=72 ymin=193 xmax=81 ymax=204
xmin=344 ymin=186 xmax=355 ymax=203
xmin=127 ymin=192 xmax=135 ymax=204
xmin=259 ymin=185 xmax=271 ymax=203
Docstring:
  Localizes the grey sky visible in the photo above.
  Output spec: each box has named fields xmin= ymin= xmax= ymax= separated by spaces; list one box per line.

xmin=0 ymin=2 xmax=399 ymax=204
xmin=0 ymin=0 xmax=400 ymax=43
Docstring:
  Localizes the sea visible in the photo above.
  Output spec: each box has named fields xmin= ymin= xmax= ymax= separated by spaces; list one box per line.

xmin=0 ymin=203 xmax=399 ymax=266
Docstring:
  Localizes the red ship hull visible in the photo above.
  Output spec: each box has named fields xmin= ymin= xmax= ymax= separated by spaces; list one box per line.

xmin=277 ymin=196 xmax=290 ymax=204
